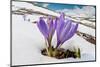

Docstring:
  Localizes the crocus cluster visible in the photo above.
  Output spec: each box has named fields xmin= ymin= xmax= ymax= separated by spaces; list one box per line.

xmin=37 ymin=17 xmax=57 ymax=47
xmin=56 ymin=13 xmax=78 ymax=48
xmin=37 ymin=13 xmax=78 ymax=57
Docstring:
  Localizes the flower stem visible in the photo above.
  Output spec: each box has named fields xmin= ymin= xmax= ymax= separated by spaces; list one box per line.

xmin=48 ymin=45 xmax=53 ymax=57
xmin=55 ymin=44 xmax=62 ymax=49
xmin=45 ymin=38 xmax=53 ymax=57
xmin=45 ymin=39 xmax=50 ymax=56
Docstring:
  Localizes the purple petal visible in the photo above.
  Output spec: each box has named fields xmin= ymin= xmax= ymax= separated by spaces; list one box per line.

xmin=37 ymin=17 xmax=49 ymax=39
xmin=56 ymin=40 xmax=61 ymax=48
xmin=60 ymin=20 xmax=72 ymax=42
xmin=53 ymin=18 xmax=57 ymax=30
xmin=61 ymin=22 xmax=78 ymax=44
xmin=48 ymin=18 xmax=53 ymax=35
xmin=57 ymin=13 xmax=65 ymax=34
xmin=56 ymin=15 xmax=65 ymax=46
xmin=60 ymin=13 xmax=65 ymax=22
xmin=47 ymin=17 xmax=57 ymax=38
xmin=50 ymin=18 xmax=57 ymax=36
xmin=56 ymin=13 xmax=79 ymax=48
xmin=67 ymin=23 xmax=78 ymax=39
xmin=56 ymin=20 xmax=72 ymax=47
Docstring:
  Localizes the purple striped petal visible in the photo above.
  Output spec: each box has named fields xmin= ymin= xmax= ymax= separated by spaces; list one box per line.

xmin=61 ymin=22 xmax=78 ymax=44
xmin=56 ymin=14 xmax=65 ymax=46
xmin=47 ymin=17 xmax=57 ymax=39
xmin=48 ymin=18 xmax=53 ymax=34
xmin=57 ymin=13 xmax=65 ymax=34
xmin=51 ymin=18 xmax=57 ymax=36
xmin=56 ymin=20 xmax=72 ymax=47
xmin=59 ymin=13 xmax=65 ymax=23
xmin=67 ymin=23 xmax=78 ymax=39
xmin=60 ymin=20 xmax=72 ymax=42
xmin=37 ymin=17 xmax=49 ymax=39
xmin=53 ymin=18 xmax=57 ymax=30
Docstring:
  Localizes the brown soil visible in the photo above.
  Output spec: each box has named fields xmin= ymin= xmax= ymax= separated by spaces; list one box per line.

xmin=41 ymin=48 xmax=80 ymax=59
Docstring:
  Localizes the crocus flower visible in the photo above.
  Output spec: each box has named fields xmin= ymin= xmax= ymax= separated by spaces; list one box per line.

xmin=37 ymin=17 xmax=57 ymax=47
xmin=56 ymin=13 xmax=78 ymax=48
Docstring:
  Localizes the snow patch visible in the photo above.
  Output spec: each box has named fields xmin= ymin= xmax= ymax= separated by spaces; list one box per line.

xmin=12 ymin=15 xmax=95 ymax=65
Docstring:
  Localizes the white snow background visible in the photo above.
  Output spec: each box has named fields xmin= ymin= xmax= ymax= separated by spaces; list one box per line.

xmin=12 ymin=1 xmax=95 ymax=66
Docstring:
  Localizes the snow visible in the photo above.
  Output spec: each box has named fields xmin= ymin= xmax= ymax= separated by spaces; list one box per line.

xmin=12 ymin=1 xmax=95 ymax=66
xmin=12 ymin=1 xmax=95 ymax=29
xmin=12 ymin=14 xmax=95 ymax=66
xmin=12 ymin=1 xmax=60 ymax=17
xmin=78 ymin=24 xmax=95 ymax=37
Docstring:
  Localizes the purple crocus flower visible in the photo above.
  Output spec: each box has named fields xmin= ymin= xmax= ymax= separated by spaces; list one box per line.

xmin=56 ymin=13 xmax=78 ymax=48
xmin=37 ymin=17 xmax=57 ymax=46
